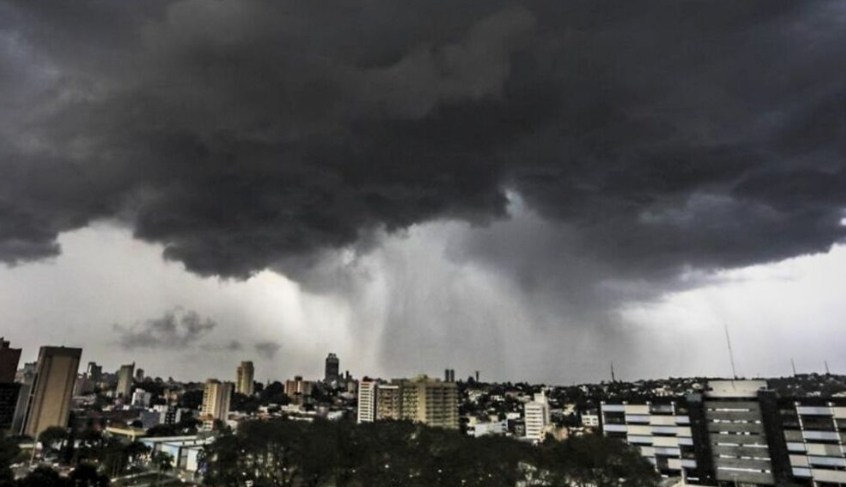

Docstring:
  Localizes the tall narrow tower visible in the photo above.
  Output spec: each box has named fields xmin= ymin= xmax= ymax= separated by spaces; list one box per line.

xmin=236 ymin=361 xmax=255 ymax=396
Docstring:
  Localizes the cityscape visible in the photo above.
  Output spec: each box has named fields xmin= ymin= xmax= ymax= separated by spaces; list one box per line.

xmin=3 ymin=0 xmax=846 ymax=487
xmin=2 ymin=337 xmax=846 ymax=486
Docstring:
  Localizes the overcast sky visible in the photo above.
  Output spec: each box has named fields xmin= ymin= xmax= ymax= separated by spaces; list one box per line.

xmin=1 ymin=0 xmax=845 ymax=384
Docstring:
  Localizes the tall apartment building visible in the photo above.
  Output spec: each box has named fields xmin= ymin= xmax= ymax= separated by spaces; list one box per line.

xmin=0 ymin=338 xmax=21 ymax=383
xmin=285 ymin=376 xmax=313 ymax=403
xmin=324 ymin=353 xmax=340 ymax=384
xmin=22 ymin=346 xmax=82 ymax=438
xmin=116 ymin=363 xmax=135 ymax=399
xmin=201 ymin=379 xmax=232 ymax=431
xmin=236 ymin=361 xmax=255 ymax=396
xmin=376 ymin=384 xmax=402 ymax=421
xmin=601 ymin=379 xmax=846 ymax=486
xmin=524 ymin=391 xmax=551 ymax=442
xmin=0 ymin=338 xmax=22 ymax=432
xmin=357 ymin=379 xmax=377 ymax=423
xmin=357 ymin=375 xmax=459 ymax=429
xmin=86 ymin=362 xmax=102 ymax=382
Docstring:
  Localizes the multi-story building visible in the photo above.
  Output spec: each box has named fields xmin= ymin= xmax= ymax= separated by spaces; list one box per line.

xmin=324 ymin=353 xmax=340 ymax=384
xmin=236 ymin=361 xmax=255 ymax=396
xmin=357 ymin=379 xmax=377 ymax=423
xmin=201 ymin=379 xmax=232 ymax=431
xmin=116 ymin=363 xmax=135 ymax=399
xmin=86 ymin=362 xmax=102 ymax=382
xmin=780 ymin=397 xmax=846 ymax=485
xmin=22 ymin=346 xmax=82 ymax=438
xmin=0 ymin=338 xmax=22 ymax=432
xmin=398 ymin=376 xmax=459 ymax=429
xmin=525 ymin=391 xmax=551 ymax=442
xmin=135 ymin=368 xmax=145 ymax=382
xmin=0 ymin=338 xmax=21 ymax=383
xmin=285 ymin=376 xmax=313 ymax=403
xmin=376 ymin=384 xmax=402 ymax=420
xmin=132 ymin=389 xmax=153 ymax=408
xmin=601 ymin=379 xmax=846 ymax=486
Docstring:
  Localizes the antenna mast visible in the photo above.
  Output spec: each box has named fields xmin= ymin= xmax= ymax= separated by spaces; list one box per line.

xmin=724 ymin=323 xmax=738 ymax=380
xmin=791 ymin=358 xmax=797 ymax=377
xmin=610 ymin=361 xmax=616 ymax=383
xmin=825 ymin=360 xmax=831 ymax=375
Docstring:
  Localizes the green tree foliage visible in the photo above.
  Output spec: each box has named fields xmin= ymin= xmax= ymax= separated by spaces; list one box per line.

xmin=17 ymin=467 xmax=63 ymax=487
xmin=537 ymin=435 xmax=659 ymax=487
xmin=258 ymin=382 xmax=288 ymax=406
xmin=0 ymin=431 xmax=20 ymax=487
xmin=179 ymin=389 xmax=205 ymax=410
xmin=202 ymin=419 xmax=658 ymax=487
xmin=38 ymin=427 xmax=68 ymax=454
xmin=68 ymin=464 xmax=110 ymax=487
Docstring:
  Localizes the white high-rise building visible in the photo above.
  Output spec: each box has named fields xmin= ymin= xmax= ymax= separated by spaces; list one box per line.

xmin=357 ymin=379 xmax=377 ymax=423
xmin=201 ymin=379 xmax=232 ymax=431
xmin=524 ymin=391 xmax=551 ymax=442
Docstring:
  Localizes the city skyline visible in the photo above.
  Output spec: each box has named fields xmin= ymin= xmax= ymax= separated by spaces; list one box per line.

xmin=1 ymin=1 xmax=846 ymax=385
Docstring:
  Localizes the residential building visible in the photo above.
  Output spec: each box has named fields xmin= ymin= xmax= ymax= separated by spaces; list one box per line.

xmin=236 ymin=361 xmax=255 ymax=396
xmin=0 ymin=338 xmax=21 ymax=383
xmin=116 ymin=363 xmax=135 ymax=399
xmin=132 ymin=389 xmax=153 ymax=408
xmin=398 ymin=376 xmax=459 ymax=429
xmin=135 ymin=368 xmax=145 ymax=382
xmin=86 ymin=362 xmax=102 ymax=382
xmin=525 ymin=391 xmax=551 ymax=442
xmin=325 ymin=353 xmax=340 ymax=384
xmin=22 ymin=346 xmax=82 ymax=438
xmin=376 ymin=384 xmax=402 ymax=420
xmin=285 ymin=376 xmax=313 ymax=403
xmin=0 ymin=383 xmax=22 ymax=432
xmin=601 ymin=379 xmax=846 ymax=486
xmin=201 ymin=379 xmax=232 ymax=430
xmin=581 ymin=410 xmax=600 ymax=428
xmin=357 ymin=379 xmax=377 ymax=423
xmin=0 ymin=338 xmax=22 ymax=432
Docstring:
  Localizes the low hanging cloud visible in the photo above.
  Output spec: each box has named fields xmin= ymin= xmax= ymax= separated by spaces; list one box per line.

xmin=200 ymin=339 xmax=243 ymax=352
xmin=255 ymin=341 xmax=282 ymax=360
xmin=1 ymin=0 xmax=845 ymax=330
xmin=114 ymin=309 xmax=217 ymax=350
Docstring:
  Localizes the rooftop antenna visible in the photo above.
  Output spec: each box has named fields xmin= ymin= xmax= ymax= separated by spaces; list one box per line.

xmin=724 ymin=323 xmax=738 ymax=380
xmin=825 ymin=360 xmax=831 ymax=375
xmin=791 ymin=358 xmax=797 ymax=377
xmin=610 ymin=361 xmax=616 ymax=383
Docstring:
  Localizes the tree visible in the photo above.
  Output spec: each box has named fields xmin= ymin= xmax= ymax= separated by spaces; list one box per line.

xmin=0 ymin=431 xmax=20 ymax=487
xmin=18 ymin=467 xmax=65 ymax=487
xmin=179 ymin=390 xmax=204 ymax=410
xmin=539 ymin=435 xmax=659 ymax=487
xmin=151 ymin=451 xmax=174 ymax=487
xmin=68 ymin=463 xmax=110 ymax=487
xmin=38 ymin=427 xmax=69 ymax=455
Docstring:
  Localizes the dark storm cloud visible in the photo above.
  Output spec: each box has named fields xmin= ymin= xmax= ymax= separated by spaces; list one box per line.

xmin=114 ymin=309 xmax=217 ymax=350
xmin=201 ymin=339 xmax=243 ymax=352
xmin=255 ymin=341 xmax=281 ymax=360
xmin=1 ymin=0 xmax=845 ymax=283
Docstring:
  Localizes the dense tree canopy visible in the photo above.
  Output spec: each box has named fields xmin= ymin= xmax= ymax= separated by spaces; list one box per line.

xmin=202 ymin=419 xmax=658 ymax=487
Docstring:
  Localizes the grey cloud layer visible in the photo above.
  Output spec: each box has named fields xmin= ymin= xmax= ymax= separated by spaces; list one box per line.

xmin=1 ymin=0 xmax=845 ymax=282
xmin=114 ymin=308 xmax=217 ymax=350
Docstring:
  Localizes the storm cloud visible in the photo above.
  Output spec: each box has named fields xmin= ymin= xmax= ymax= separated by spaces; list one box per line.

xmin=114 ymin=308 xmax=217 ymax=350
xmin=1 ymin=0 xmax=846 ymax=339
